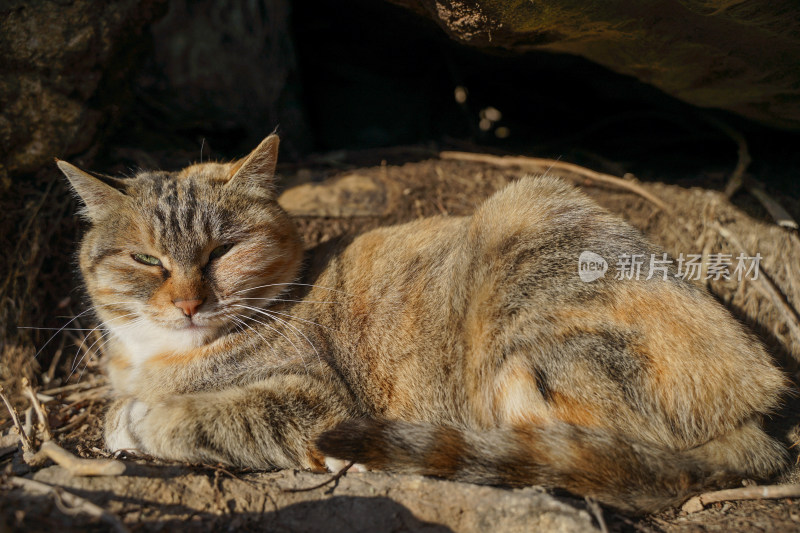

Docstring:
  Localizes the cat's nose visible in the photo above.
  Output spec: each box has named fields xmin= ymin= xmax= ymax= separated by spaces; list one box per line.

xmin=173 ymin=297 xmax=204 ymax=317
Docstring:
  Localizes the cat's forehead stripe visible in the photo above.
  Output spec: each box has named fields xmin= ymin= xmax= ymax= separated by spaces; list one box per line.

xmin=143 ymin=175 xmax=204 ymax=255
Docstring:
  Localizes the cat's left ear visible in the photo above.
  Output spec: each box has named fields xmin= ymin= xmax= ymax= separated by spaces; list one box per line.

xmin=227 ymin=134 xmax=279 ymax=194
xmin=57 ymin=160 xmax=126 ymax=221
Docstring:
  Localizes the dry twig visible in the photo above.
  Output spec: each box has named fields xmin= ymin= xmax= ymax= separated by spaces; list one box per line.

xmin=53 ymin=409 xmax=90 ymax=434
xmin=30 ymin=441 xmax=125 ymax=476
xmin=282 ymin=460 xmax=356 ymax=493
xmin=704 ymin=116 xmax=751 ymax=198
xmin=22 ymin=377 xmax=52 ymax=441
xmin=203 ymin=463 xmax=264 ymax=488
xmin=45 ymin=335 xmax=67 ymax=385
xmin=7 ymin=378 xmax=125 ymax=474
xmin=682 ymin=483 xmax=800 ymax=513
xmin=23 ymin=407 xmax=33 ymax=439
xmin=41 ymin=378 xmax=104 ymax=396
xmin=710 ymin=223 xmax=800 ymax=346
xmin=584 ymin=497 xmax=609 ymax=533
xmin=746 ymin=181 xmax=799 ymax=230
xmin=9 ymin=476 xmax=128 ymax=533
xmin=708 ymin=116 xmax=797 ymax=229
xmin=439 ymin=150 xmax=672 ymax=213
xmin=64 ymin=384 xmax=111 ymax=405
xmin=0 ymin=385 xmax=34 ymax=454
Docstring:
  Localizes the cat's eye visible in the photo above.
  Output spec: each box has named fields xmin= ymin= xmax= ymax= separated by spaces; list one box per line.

xmin=132 ymin=253 xmax=162 ymax=267
xmin=209 ymin=243 xmax=234 ymax=261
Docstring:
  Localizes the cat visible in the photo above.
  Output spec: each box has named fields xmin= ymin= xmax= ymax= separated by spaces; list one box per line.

xmin=57 ymin=134 xmax=788 ymax=514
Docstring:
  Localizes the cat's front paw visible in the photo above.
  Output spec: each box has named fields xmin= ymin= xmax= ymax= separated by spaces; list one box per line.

xmin=105 ymin=399 xmax=150 ymax=454
xmin=324 ymin=456 xmax=369 ymax=473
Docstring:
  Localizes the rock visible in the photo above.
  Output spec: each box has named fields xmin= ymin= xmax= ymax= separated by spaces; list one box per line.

xmin=0 ymin=430 xmax=20 ymax=459
xmin=16 ymin=464 xmax=599 ymax=531
xmin=0 ymin=0 xmax=168 ymax=176
xmin=388 ymin=0 xmax=800 ymax=130
xmin=279 ymin=174 xmax=399 ymax=217
xmin=147 ymin=0 xmax=311 ymax=157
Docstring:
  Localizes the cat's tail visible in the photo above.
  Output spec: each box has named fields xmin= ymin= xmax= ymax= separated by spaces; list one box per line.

xmin=316 ymin=419 xmax=787 ymax=514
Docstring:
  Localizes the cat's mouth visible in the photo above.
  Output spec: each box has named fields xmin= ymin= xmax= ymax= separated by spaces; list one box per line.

xmin=152 ymin=311 xmax=227 ymax=334
xmin=172 ymin=320 xmax=222 ymax=344
xmin=166 ymin=314 xmax=220 ymax=332
xmin=175 ymin=317 xmax=220 ymax=331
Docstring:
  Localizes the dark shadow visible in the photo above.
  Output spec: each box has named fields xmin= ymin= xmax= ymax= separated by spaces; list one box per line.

xmin=4 ymin=489 xmax=455 ymax=533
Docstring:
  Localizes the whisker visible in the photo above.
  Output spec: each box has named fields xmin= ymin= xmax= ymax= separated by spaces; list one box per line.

xmin=76 ymin=329 xmax=120 ymax=382
xmin=235 ymin=309 xmax=307 ymax=367
xmin=230 ymin=312 xmax=310 ymax=373
xmin=261 ymin=310 xmax=322 ymax=366
xmin=240 ymin=313 xmax=302 ymax=356
xmin=236 ymin=298 xmax=339 ymax=305
xmin=70 ymin=313 xmax=144 ymax=373
xmin=260 ymin=308 xmax=330 ymax=331
xmin=70 ymin=316 xmax=145 ymax=380
xmin=72 ymin=334 xmax=118 ymax=382
xmin=76 ymin=326 xmax=132 ymax=382
xmin=70 ymin=312 xmax=140 ymax=372
xmin=78 ymin=316 xmax=146 ymax=368
xmin=238 ymin=305 xmax=317 ymax=354
xmin=232 ymin=282 xmax=352 ymax=297
xmin=226 ymin=313 xmax=269 ymax=350
xmin=224 ymin=313 xmax=246 ymax=336
xmin=19 ymin=327 xmax=98 ymax=331
xmin=33 ymin=301 xmax=139 ymax=360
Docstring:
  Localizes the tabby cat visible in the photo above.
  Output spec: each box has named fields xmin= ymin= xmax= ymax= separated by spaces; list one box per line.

xmin=57 ymin=134 xmax=787 ymax=513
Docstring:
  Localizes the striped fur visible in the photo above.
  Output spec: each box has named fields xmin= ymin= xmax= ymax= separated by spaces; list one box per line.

xmin=59 ymin=134 xmax=788 ymax=513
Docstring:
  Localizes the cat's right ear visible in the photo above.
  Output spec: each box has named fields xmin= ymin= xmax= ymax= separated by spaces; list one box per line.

xmin=56 ymin=160 xmax=126 ymax=220
xmin=227 ymin=134 xmax=279 ymax=194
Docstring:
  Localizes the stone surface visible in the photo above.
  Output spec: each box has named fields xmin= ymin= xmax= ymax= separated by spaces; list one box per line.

xmin=279 ymin=174 xmax=399 ymax=217
xmin=0 ymin=0 xmax=167 ymax=178
xmin=15 ymin=465 xmax=599 ymax=532
xmin=388 ymin=0 xmax=800 ymax=130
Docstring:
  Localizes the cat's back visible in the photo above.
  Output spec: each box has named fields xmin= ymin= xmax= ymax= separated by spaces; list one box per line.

xmin=316 ymin=176 xmax=784 ymax=446
xmin=463 ymin=176 xmax=784 ymax=445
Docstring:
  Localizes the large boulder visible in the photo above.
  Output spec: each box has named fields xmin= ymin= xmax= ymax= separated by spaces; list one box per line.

xmin=145 ymin=0 xmax=311 ymax=157
xmin=389 ymin=0 xmax=800 ymax=130
xmin=0 ymin=0 xmax=168 ymax=180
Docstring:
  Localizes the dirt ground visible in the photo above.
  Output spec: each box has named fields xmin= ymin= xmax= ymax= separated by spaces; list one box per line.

xmin=2 ymin=150 xmax=800 ymax=532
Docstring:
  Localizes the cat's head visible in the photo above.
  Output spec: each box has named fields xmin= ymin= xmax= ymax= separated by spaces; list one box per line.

xmin=58 ymin=134 xmax=303 ymax=361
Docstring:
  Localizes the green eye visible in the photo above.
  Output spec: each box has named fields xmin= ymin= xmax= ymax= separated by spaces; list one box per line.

xmin=132 ymin=253 xmax=162 ymax=266
xmin=209 ymin=243 xmax=234 ymax=260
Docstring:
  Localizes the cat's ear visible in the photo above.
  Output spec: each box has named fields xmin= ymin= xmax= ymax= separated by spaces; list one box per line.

xmin=56 ymin=160 xmax=126 ymax=220
xmin=227 ymin=134 xmax=279 ymax=193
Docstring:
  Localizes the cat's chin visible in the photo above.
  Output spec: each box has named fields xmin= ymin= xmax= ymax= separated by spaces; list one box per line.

xmin=161 ymin=323 xmax=222 ymax=349
xmin=176 ymin=322 xmax=217 ymax=334
xmin=110 ymin=318 xmax=222 ymax=366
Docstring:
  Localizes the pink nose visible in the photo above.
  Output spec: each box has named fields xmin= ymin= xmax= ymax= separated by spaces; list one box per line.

xmin=173 ymin=298 xmax=204 ymax=317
